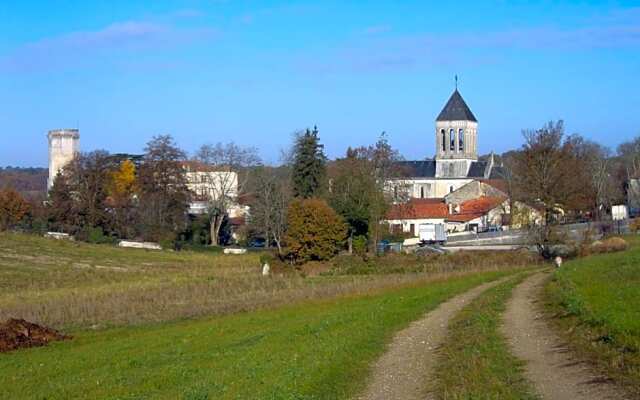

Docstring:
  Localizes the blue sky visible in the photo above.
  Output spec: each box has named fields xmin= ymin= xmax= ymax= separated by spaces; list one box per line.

xmin=1 ymin=0 xmax=639 ymax=167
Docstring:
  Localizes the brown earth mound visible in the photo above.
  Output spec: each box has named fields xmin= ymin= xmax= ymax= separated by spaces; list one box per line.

xmin=0 ymin=318 xmax=71 ymax=353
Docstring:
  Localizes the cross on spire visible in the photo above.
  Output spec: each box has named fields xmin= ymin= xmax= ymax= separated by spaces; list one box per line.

xmin=455 ymin=74 xmax=458 ymax=90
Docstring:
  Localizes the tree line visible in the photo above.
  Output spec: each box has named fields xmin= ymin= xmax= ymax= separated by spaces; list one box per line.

xmin=0 ymin=129 xmax=402 ymax=264
xmin=1 ymin=120 xmax=639 ymax=262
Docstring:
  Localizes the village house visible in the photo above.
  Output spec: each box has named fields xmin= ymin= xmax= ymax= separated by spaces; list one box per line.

xmin=386 ymin=196 xmax=510 ymax=235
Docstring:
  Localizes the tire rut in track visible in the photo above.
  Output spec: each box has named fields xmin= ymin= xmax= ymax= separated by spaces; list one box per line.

xmin=501 ymin=272 xmax=630 ymax=400
xmin=355 ymin=277 xmax=510 ymax=400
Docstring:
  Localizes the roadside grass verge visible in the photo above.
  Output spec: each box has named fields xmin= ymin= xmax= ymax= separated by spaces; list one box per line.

xmin=0 ymin=271 xmax=517 ymax=400
xmin=545 ymin=235 xmax=640 ymax=396
xmin=432 ymin=273 xmax=540 ymax=400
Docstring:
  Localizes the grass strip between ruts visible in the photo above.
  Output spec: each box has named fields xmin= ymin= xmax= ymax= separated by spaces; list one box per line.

xmin=431 ymin=273 xmax=540 ymax=400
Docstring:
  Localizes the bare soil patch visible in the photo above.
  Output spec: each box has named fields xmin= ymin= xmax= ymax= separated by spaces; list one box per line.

xmin=501 ymin=272 xmax=630 ymax=400
xmin=0 ymin=318 xmax=71 ymax=353
xmin=355 ymin=277 xmax=509 ymax=400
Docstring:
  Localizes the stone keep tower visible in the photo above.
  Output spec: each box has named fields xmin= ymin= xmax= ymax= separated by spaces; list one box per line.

xmin=434 ymin=89 xmax=478 ymax=178
xmin=47 ymin=129 xmax=80 ymax=190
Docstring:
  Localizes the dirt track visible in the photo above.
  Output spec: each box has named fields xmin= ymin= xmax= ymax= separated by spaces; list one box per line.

xmin=502 ymin=272 xmax=629 ymax=400
xmin=355 ymin=277 xmax=508 ymax=400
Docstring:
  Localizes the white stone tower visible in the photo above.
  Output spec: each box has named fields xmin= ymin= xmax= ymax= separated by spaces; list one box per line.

xmin=434 ymin=89 xmax=478 ymax=178
xmin=47 ymin=129 xmax=80 ymax=190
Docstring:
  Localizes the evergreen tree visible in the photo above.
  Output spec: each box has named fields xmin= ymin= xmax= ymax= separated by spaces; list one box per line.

xmin=291 ymin=126 xmax=327 ymax=198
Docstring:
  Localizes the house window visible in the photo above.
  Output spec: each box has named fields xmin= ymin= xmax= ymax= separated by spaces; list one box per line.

xmin=458 ymin=128 xmax=464 ymax=152
xmin=450 ymin=129 xmax=455 ymax=151
xmin=449 ymin=185 xmax=454 ymax=193
xmin=420 ymin=186 xmax=425 ymax=198
xmin=441 ymin=129 xmax=446 ymax=152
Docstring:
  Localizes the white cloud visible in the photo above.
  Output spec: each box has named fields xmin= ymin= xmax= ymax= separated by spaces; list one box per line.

xmin=0 ymin=20 xmax=216 ymax=72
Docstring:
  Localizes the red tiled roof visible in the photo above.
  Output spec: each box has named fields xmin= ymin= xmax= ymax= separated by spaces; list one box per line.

xmin=446 ymin=196 xmax=506 ymax=222
xmin=387 ymin=196 xmax=506 ymax=222
xmin=387 ymin=199 xmax=448 ymax=219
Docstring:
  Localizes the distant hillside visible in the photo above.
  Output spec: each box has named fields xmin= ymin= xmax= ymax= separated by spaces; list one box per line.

xmin=0 ymin=167 xmax=47 ymax=200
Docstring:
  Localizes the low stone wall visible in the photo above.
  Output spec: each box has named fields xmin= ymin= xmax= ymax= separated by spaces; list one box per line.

xmin=44 ymin=232 xmax=74 ymax=241
xmin=118 ymin=241 xmax=162 ymax=250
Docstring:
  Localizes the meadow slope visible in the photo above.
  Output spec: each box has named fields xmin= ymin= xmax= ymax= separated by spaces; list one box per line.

xmin=546 ymin=235 xmax=640 ymax=396
xmin=0 ymin=271 xmax=514 ymax=400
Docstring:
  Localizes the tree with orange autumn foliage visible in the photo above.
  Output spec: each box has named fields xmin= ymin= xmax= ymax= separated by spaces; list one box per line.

xmin=0 ymin=188 xmax=30 ymax=230
xmin=285 ymin=198 xmax=347 ymax=263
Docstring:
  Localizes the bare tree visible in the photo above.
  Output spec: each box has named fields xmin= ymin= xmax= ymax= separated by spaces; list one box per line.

xmin=249 ymin=167 xmax=290 ymax=255
xmin=510 ymin=121 xmax=586 ymax=253
xmin=137 ymin=135 xmax=190 ymax=242
xmin=617 ymin=137 xmax=640 ymax=180
xmin=194 ymin=142 xmax=260 ymax=246
xmin=572 ymin=138 xmax=620 ymax=219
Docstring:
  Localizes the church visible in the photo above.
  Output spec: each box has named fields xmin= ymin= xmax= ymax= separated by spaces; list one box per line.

xmin=389 ymin=88 xmax=504 ymax=200
xmin=385 ymin=88 xmax=514 ymax=235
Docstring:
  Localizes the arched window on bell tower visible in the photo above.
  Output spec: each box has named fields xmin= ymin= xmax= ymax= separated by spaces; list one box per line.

xmin=458 ymin=128 xmax=464 ymax=152
xmin=441 ymin=129 xmax=446 ymax=152
xmin=449 ymin=129 xmax=455 ymax=151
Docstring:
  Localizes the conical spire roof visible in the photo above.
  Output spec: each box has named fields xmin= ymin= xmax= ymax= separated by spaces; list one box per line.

xmin=436 ymin=89 xmax=477 ymax=122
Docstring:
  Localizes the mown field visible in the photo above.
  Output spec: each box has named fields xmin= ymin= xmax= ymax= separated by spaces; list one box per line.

xmin=0 ymin=232 xmax=534 ymax=330
xmin=546 ymin=234 xmax=640 ymax=396
xmin=0 ymin=232 xmax=539 ymax=399
xmin=0 ymin=270 xmax=518 ymax=399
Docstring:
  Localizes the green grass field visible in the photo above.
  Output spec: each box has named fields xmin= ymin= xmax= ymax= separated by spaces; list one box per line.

xmin=0 ymin=271 xmax=513 ymax=400
xmin=432 ymin=273 xmax=539 ymax=400
xmin=546 ymin=235 xmax=640 ymax=395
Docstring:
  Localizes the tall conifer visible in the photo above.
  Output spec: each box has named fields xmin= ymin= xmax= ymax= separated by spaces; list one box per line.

xmin=291 ymin=126 xmax=327 ymax=198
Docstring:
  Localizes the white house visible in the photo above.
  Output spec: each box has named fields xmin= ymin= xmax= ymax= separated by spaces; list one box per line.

xmin=385 ymin=196 xmax=509 ymax=235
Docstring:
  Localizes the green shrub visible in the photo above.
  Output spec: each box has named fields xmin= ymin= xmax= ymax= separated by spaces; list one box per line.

xmin=77 ymin=226 xmax=115 ymax=244
xmin=259 ymin=253 xmax=275 ymax=266
xmin=352 ymin=235 xmax=368 ymax=258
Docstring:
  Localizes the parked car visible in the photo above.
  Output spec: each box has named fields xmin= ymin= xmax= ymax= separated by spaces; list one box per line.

xmin=415 ymin=244 xmax=447 ymax=255
xmin=248 ymin=238 xmax=266 ymax=248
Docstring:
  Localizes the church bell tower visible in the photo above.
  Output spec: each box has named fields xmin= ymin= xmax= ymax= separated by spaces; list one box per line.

xmin=434 ymin=88 xmax=478 ymax=178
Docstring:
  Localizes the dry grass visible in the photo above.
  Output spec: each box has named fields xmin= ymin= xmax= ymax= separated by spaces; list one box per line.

xmin=0 ymin=232 xmax=534 ymax=330
xmin=328 ymin=249 xmax=539 ymax=275
xmin=588 ymin=237 xmax=629 ymax=254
